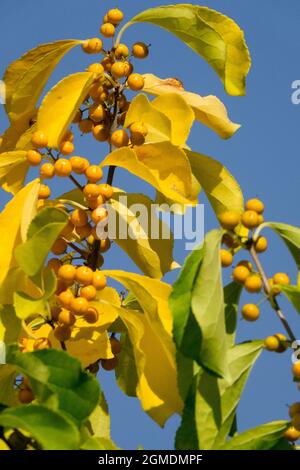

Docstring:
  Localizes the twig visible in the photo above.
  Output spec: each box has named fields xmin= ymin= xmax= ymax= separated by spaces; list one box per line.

xmin=249 ymin=244 xmax=296 ymax=342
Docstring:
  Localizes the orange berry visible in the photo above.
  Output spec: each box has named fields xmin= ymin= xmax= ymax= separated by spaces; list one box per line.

xmin=130 ymin=121 xmax=148 ymax=145
xmin=222 ymin=233 xmax=238 ymax=249
xmin=55 ymin=279 xmax=69 ymax=296
xmin=99 ymin=238 xmax=111 ymax=253
xmin=220 ymin=249 xmax=233 ymax=268
xmin=70 ymin=296 xmax=90 ymax=315
xmin=257 ymin=214 xmax=264 ymax=225
xmin=33 ymin=338 xmax=51 ymax=351
xmin=107 ymin=8 xmax=124 ymax=25
xmin=101 ymin=357 xmax=118 ymax=371
xmin=284 ymin=426 xmax=300 ymax=442
xmin=81 ymin=285 xmax=97 ymax=301
xmin=75 ymin=224 xmax=92 ymax=240
xmin=237 ymin=260 xmax=253 ymax=271
xmin=62 ymin=130 xmax=74 ymax=143
xmin=88 ymin=63 xmax=104 ymax=75
xmin=58 ymin=309 xmax=76 ymax=327
xmin=127 ymin=73 xmax=145 ymax=91
xmin=84 ymin=307 xmax=99 ymax=324
xmin=289 ymin=403 xmax=300 ymax=419
xmin=26 ymin=149 xmax=42 ymax=166
xmin=245 ymin=275 xmax=262 ymax=293
xmin=82 ymin=38 xmax=103 ymax=54
xmin=254 ymin=236 xmax=268 ymax=253
xmin=87 ymin=195 xmax=104 ymax=210
xmin=57 ymin=264 xmax=77 ymax=283
xmin=91 ymin=207 xmax=108 ymax=224
xmin=273 ymin=333 xmax=288 ymax=353
xmin=60 ymin=141 xmax=74 ymax=156
xmin=72 ymin=110 xmax=82 ymax=124
xmin=110 ymin=337 xmax=121 ymax=355
xmin=100 ymin=23 xmax=115 ymax=38
xmin=70 ymin=156 xmax=90 ymax=174
xmin=111 ymin=61 xmax=127 ymax=79
xmin=92 ymin=271 xmax=107 ymax=290
xmin=31 ymin=130 xmax=48 ymax=148
xmin=132 ymin=42 xmax=149 ymax=59
xmin=38 ymin=184 xmax=51 ymax=200
xmin=245 ymin=198 xmax=264 ymax=214
xmin=241 ymin=304 xmax=260 ymax=322
xmin=83 ymin=183 xmax=102 ymax=199
xmin=70 ymin=209 xmax=88 ymax=228
xmin=85 ymin=165 xmax=103 ymax=183
xmin=241 ymin=210 xmax=259 ymax=229
xmin=232 ymin=265 xmax=250 ymax=284
xmin=219 ymin=211 xmax=240 ymax=230
xmin=54 ymin=159 xmax=72 ymax=177
xmin=123 ymin=62 xmax=134 ymax=77
xmin=101 ymin=57 xmax=114 ymax=72
xmin=93 ymin=124 xmax=110 ymax=142
xmin=58 ymin=289 xmax=75 ymax=308
xmin=18 ymin=388 xmax=35 ymax=404
xmin=273 ymin=272 xmax=290 ymax=286
xmin=40 ymin=163 xmax=55 ymax=179
xmin=264 ymin=335 xmax=280 ymax=352
xmin=115 ymin=44 xmax=129 ymax=59
xmin=110 ymin=129 xmax=129 ymax=148
xmin=75 ymin=266 xmax=94 ymax=285
xmin=51 ymin=238 xmax=68 ymax=255
xmin=99 ymin=184 xmax=114 ymax=200
xmin=292 ymin=362 xmax=300 ymax=379
xmin=60 ymin=220 xmax=74 ymax=238
xmin=89 ymin=104 xmax=106 ymax=123
xmin=79 ymin=119 xmax=94 ymax=134
xmin=47 ymin=258 xmax=61 ymax=273
xmin=54 ymin=325 xmax=72 ymax=342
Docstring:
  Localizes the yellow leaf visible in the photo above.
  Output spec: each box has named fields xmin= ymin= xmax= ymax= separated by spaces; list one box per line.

xmin=0 ymin=439 xmax=10 ymax=450
xmin=4 ymin=40 xmax=82 ymax=122
xmin=0 ymin=267 xmax=41 ymax=305
xmin=0 ymin=179 xmax=40 ymax=287
xmin=101 ymin=143 xmax=198 ymax=206
xmin=103 ymin=270 xmax=183 ymax=426
xmin=0 ymin=111 xmax=37 ymax=153
xmin=0 ymin=151 xmax=29 ymax=194
xmin=37 ymin=72 xmax=94 ymax=148
xmin=143 ymin=74 xmax=240 ymax=139
xmin=108 ymin=191 xmax=174 ymax=278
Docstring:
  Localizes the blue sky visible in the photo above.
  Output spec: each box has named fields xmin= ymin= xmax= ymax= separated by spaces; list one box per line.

xmin=1 ymin=0 xmax=300 ymax=450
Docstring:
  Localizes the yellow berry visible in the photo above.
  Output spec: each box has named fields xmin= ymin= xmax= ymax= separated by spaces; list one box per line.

xmin=51 ymin=238 xmax=67 ymax=255
xmin=91 ymin=207 xmax=108 ymax=224
xmin=82 ymin=38 xmax=103 ymax=54
xmin=273 ymin=273 xmax=290 ymax=286
xmin=93 ymin=124 xmax=110 ymax=142
xmin=60 ymin=141 xmax=74 ymax=156
xmin=92 ymin=271 xmax=107 ymax=290
xmin=31 ymin=131 xmax=48 ymax=148
xmin=289 ymin=403 xmax=300 ymax=419
xmin=130 ymin=121 xmax=148 ymax=146
xmin=241 ymin=210 xmax=259 ymax=229
xmin=245 ymin=198 xmax=264 ymax=214
xmin=72 ymin=110 xmax=82 ymax=124
xmin=85 ymin=165 xmax=103 ymax=183
xmin=70 ymin=209 xmax=88 ymax=228
xmin=241 ymin=304 xmax=260 ymax=322
xmin=232 ymin=265 xmax=250 ymax=284
xmin=57 ymin=289 xmax=75 ymax=308
xmin=81 ymin=285 xmax=97 ymax=301
xmin=245 ymin=275 xmax=262 ymax=293
xmin=264 ymin=335 xmax=280 ymax=351
xmin=219 ymin=211 xmax=240 ymax=230
xmin=75 ymin=266 xmax=94 ymax=285
xmin=115 ymin=44 xmax=129 ymax=59
xmin=127 ymin=73 xmax=145 ymax=91
xmin=101 ymin=57 xmax=114 ymax=72
xmin=47 ymin=258 xmax=61 ymax=273
xmin=111 ymin=61 xmax=127 ymax=79
xmin=254 ymin=236 xmax=268 ymax=253
xmin=40 ymin=163 xmax=55 ymax=179
xmin=292 ymin=413 xmax=300 ymax=431
xmin=107 ymin=8 xmax=124 ymax=25
xmin=54 ymin=159 xmax=72 ymax=177
xmin=123 ymin=62 xmax=134 ymax=77
xmin=54 ymin=325 xmax=72 ymax=342
xmin=132 ymin=42 xmax=149 ymax=59
xmin=70 ymin=156 xmax=89 ymax=174
xmin=75 ymin=224 xmax=92 ymax=240
xmin=100 ymin=23 xmax=115 ymax=38
xmin=38 ymin=184 xmax=51 ymax=200
xmin=292 ymin=362 xmax=300 ymax=379
xmin=70 ymin=296 xmax=90 ymax=315
xmin=57 ymin=264 xmax=77 ymax=283
xmin=99 ymin=184 xmax=114 ymax=201
xmin=83 ymin=183 xmax=102 ymax=199
xmin=88 ymin=63 xmax=104 ymax=75
xmin=26 ymin=149 xmax=42 ymax=166
xmin=110 ymin=129 xmax=129 ymax=148
xmin=220 ymin=249 xmax=233 ymax=268
xmin=284 ymin=426 xmax=300 ymax=442
xmin=237 ymin=260 xmax=253 ymax=271
xmin=79 ymin=119 xmax=94 ymax=134
xmin=58 ymin=309 xmax=76 ymax=327
xmin=84 ymin=307 xmax=99 ymax=324
xmin=89 ymin=104 xmax=106 ymax=123
xmin=99 ymin=238 xmax=111 ymax=253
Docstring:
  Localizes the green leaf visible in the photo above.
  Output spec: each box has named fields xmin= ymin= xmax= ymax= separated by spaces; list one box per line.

xmin=15 ymin=207 xmax=69 ymax=277
xmin=118 ymin=5 xmax=251 ymax=95
xmin=0 ymin=366 xmax=17 ymax=407
xmin=255 ymin=222 xmax=300 ymax=271
xmin=0 ymin=305 xmax=21 ymax=343
xmin=115 ymin=332 xmax=138 ymax=397
xmin=224 ymin=282 xmax=243 ymax=346
xmin=108 ymin=191 xmax=174 ymax=279
xmin=281 ymin=285 xmax=300 ymax=314
xmin=87 ymin=392 xmax=111 ymax=440
xmin=0 ymin=405 xmax=80 ymax=450
xmin=220 ymin=420 xmax=290 ymax=450
xmin=176 ymin=341 xmax=263 ymax=450
xmin=6 ymin=346 xmax=100 ymax=426
xmin=81 ymin=436 xmax=119 ymax=450
xmin=187 ymin=151 xmax=244 ymax=220
xmin=4 ymin=40 xmax=82 ymax=122
xmin=171 ymin=229 xmax=229 ymax=378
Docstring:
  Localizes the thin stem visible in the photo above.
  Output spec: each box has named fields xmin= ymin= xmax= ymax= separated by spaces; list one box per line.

xmin=249 ymin=244 xmax=296 ymax=342
xmin=66 ymin=241 xmax=87 ymax=258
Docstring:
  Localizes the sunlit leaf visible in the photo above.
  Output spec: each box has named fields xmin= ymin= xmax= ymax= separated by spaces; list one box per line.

xmin=0 ymin=151 xmax=29 ymax=194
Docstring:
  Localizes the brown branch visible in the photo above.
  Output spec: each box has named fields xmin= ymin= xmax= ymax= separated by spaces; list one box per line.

xmin=249 ymin=244 xmax=296 ymax=342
